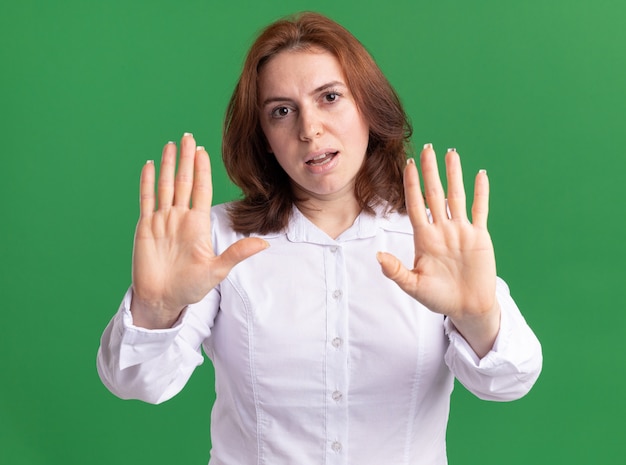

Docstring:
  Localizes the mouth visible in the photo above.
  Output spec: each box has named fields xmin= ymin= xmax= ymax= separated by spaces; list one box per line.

xmin=305 ymin=151 xmax=338 ymax=166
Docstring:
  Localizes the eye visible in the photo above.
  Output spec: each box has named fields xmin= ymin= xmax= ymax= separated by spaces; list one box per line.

xmin=271 ymin=106 xmax=291 ymax=118
xmin=324 ymin=92 xmax=340 ymax=103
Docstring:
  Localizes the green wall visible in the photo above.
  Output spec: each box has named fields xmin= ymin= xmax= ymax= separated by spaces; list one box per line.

xmin=1 ymin=0 xmax=624 ymax=463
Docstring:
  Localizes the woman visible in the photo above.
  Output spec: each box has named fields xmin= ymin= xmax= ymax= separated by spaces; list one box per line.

xmin=97 ymin=12 xmax=542 ymax=465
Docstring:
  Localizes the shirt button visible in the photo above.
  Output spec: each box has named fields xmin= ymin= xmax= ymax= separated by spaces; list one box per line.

xmin=331 ymin=441 xmax=342 ymax=452
xmin=330 ymin=246 xmax=338 ymax=253
xmin=332 ymin=289 xmax=342 ymax=300
xmin=332 ymin=390 xmax=343 ymax=401
xmin=332 ymin=337 xmax=343 ymax=348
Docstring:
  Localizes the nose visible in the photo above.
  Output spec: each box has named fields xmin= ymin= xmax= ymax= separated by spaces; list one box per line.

xmin=298 ymin=107 xmax=323 ymax=141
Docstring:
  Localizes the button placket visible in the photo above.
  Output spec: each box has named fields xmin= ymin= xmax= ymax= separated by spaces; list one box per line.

xmin=324 ymin=244 xmax=349 ymax=464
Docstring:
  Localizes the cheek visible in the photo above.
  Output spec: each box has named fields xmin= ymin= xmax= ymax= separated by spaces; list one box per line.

xmin=264 ymin=133 xmax=297 ymax=169
xmin=261 ymin=126 xmax=282 ymax=154
xmin=265 ymin=132 xmax=288 ymax=156
xmin=345 ymin=120 xmax=370 ymax=152
xmin=334 ymin=111 xmax=369 ymax=141
xmin=262 ymin=122 xmax=295 ymax=152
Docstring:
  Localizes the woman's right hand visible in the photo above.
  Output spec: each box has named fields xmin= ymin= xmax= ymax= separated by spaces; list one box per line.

xmin=130 ymin=133 xmax=269 ymax=329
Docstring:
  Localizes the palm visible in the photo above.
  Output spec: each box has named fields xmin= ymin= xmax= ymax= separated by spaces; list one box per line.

xmin=378 ymin=145 xmax=497 ymax=322
xmin=133 ymin=206 xmax=216 ymax=310
xmin=408 ymin=215 xmax=496 ymax=319
xmin=130 ymin=134 xmax=267 ymax=328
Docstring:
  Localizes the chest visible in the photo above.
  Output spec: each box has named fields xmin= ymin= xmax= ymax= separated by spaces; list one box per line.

xmin=208 ymin=237 xmax=448 ymax=399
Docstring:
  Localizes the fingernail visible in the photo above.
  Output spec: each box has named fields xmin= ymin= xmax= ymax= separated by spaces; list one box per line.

xmin=167 ymin=141 xmax=176 ymax=145
xmin=196 ymin=146 xmax=205 ymax=151
xmin=406 ymin=158 xmax=415 ymax=165
xmin=184 ymin=132 xmax=193 ymax=137
xmin=479 ymin=169 xmax=487 ymax=174
xmin=423 ymin=143 xmax=432 ymax=150
xmin=447 ymin=148 xmax=456 ymax=153
xmin=146 ymin=160 xmax=154 ymax=164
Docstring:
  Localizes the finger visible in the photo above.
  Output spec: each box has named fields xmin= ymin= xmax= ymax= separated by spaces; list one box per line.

xmin=404 ymin=157 xmax=429 ymax=228
xmin=445 ymin=148 xmax=468 ymax=222
xmin=139 ymin=160 xmax=155 ymax=218
xmin=191 ymin=147 xmax=213 ymax=213
xmin=471 ymin=169 xmax=490 ymax=228
xmin=376 ymin=251 xmax=418 ymax=296
xmin=157 ymin=141 xmax=177 ymax=208
xmin=173 ymin=132 xmax=196 ymax=207
xmin=211 ymin=238 xmax=270 ymax=282
xmin=420 ymin=144 xmax=447 ymax=222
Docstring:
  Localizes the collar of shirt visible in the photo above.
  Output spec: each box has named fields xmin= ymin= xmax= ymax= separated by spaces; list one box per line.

xmin=284 ymin=204 xmax=412 ymax=245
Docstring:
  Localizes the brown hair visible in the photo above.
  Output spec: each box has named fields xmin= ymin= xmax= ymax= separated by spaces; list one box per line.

xmin=223 ymin=11 xmax=412 ymax=234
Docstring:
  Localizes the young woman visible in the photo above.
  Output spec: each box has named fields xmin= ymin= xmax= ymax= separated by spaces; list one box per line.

xmin=97 ymin=12 xmax=542 ymax=465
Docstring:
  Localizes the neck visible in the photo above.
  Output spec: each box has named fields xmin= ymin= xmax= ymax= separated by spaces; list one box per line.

xmin=296 ymin=196 xmax=361 ymax=239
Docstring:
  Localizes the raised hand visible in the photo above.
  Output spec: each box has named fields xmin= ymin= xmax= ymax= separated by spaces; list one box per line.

xmin=130 ymin=133 xmax=268 ymax=329
xmin=377 ymin=144 xmax=500 ymax=357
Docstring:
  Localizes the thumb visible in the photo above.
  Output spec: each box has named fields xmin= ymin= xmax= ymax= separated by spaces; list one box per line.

xmin=376 ymin=251 xmax=415 ymax=295
xmin=213 ymin=237 xmax=270 ymax=281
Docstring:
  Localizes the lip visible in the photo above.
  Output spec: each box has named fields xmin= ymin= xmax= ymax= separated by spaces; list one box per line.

xmin=304 ymin=149 xmax=340 ymax=174
xmin=305 ymin=148 xmax=339 ymax=163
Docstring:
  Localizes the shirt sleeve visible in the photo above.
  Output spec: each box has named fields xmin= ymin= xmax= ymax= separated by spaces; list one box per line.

xmin=443 ymin=277 xmax=543 ymax=401
xmin=96 ymin=287 xmax=220 ymax=404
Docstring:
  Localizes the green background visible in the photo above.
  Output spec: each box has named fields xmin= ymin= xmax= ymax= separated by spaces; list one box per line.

xmin=1 ymin=0 xmax=624 ymax=463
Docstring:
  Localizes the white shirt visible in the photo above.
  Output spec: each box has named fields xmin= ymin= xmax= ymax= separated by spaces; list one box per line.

xmin=97 ymin=203 xmax=542 ymax=465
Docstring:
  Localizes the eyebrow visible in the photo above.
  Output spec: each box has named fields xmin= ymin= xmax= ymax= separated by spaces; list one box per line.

xmin=261 ymin=80 xmax=347 ymax=107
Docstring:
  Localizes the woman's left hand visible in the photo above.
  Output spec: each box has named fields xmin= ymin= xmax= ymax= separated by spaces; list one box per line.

xmin=377 ymin=144 xmax=501 ymax=357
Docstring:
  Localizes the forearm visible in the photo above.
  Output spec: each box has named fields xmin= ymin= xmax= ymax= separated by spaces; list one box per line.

xmin=444 ymin=279 xmax=543 ymax=401
xmin=449 ymin=300 xmax=501 ymax=359
xmin=97 ymin=288 xmax=208 ymax=403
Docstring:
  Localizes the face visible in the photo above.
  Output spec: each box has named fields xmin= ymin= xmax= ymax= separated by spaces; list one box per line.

xmin=258 ymin=49 xmax=370 ymax=204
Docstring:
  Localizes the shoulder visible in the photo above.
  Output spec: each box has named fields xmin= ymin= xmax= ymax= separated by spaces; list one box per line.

xmin=373 ymin=202 xmax=434 ymax=235
xmin=210 ymin=202 xmax=285 ymax=241
xmin=210 ymin=203 xmax=234 ymax=232
xmin=209 ymin=203 xmax=243 ymax=252
xmin=374 ymin=207 xmax=413 ymax=235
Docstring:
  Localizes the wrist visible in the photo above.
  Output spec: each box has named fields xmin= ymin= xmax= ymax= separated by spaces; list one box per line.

xmin=449 ymin=300 xmax=501 ymax=359
xmin=129 ymin=291 xmax=185 ymax=329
